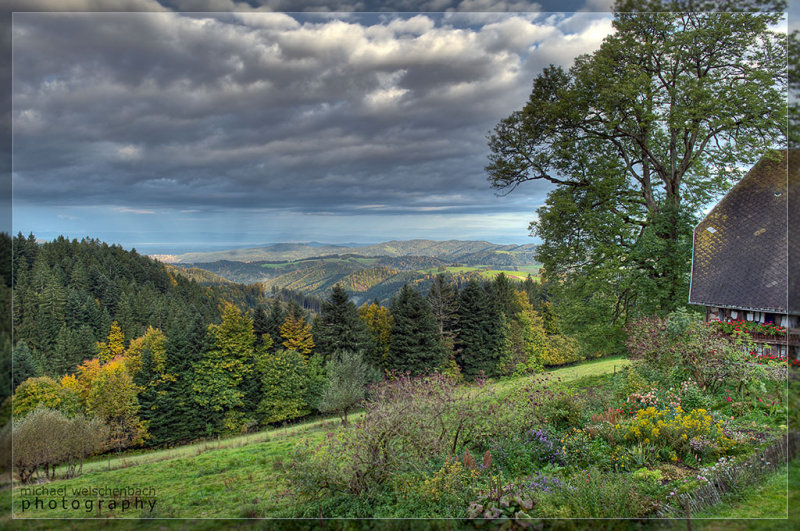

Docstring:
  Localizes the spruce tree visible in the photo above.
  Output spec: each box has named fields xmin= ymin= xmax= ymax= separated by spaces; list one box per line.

xmin=265 ymin=298 xmax=286 ymax=350
xmin=313 ymin=285 xmax=373 ymax=361
xmin=427 ymin=274 xmax=458 ymax=355
xmin=387 ymin=284 xmax=444 ymax=375
xmin=456 ymin=280 xmax=505 ymax=379
xmin=11 ymin=342 xmax=39 ymax=390
xmin=252 ymin=304 xmax=270 ymax=346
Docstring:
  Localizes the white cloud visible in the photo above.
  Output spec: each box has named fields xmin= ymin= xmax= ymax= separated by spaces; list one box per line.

xmin=114 ymin=207 xmax=156 ymax=215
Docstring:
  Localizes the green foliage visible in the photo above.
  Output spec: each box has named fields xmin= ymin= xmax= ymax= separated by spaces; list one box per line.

xmin=289 ymin=373 xmax=495 ymax=501
xmin=138 ymin=316 xmax=207 ymax=446
xmin=85 ymin=357 xmax=148 ymax=451
xmin=319 ymin=350 xmax=377 ymax=425
xmin=387 ymin=284 xmax=446 ymax=375
xmin=539 ymin=333 xmax=581 ymax=367
xmin=96 ymin=320 xmax=125 ymax=364
xmin=632 ymin=467 xmax=664 ymax=483
xmin=314 ymin=285 xmax=373 ymax=361
xmin=533 ymin=469 xmax=666 ymax=518
xmin=192 ymin=303 xmax=254 ymax=433
xmin=11 ymin=233 xmax=266 ymax=385
xmin=790 ymin=30 xmax=800 ymax=149
xmin=358 ymin=301 xmax=393 ymax=369
xmin=498 ymin=291 xmax=548 ymax=376
xmin=539 ymin=392 xmax=585 ymax=432
xmin=12 ymin=376 xmax=80 ymax=419
xmin=256 ymin=349 xmax=310 ymax=425
xmin=11 ymin=342 xmax=39 ymax=390
xmin=455 ymin=280 xmax=505 ymax=379
xmin=487 ymin=11 xmax=786 ymax=351
xmin=426 ymin=274 xmax=458 ymax=358
xmin=305 ymin=352 xmax=327 ymax=413
xmin=279 ymin=305 xmax=314 ymax=357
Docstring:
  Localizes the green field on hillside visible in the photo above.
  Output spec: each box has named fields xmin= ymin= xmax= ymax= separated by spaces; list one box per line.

xmin=9 ymin=357 xmax=625 ymax=519
xmin=418 ymin=265 xmax=540 ymax=281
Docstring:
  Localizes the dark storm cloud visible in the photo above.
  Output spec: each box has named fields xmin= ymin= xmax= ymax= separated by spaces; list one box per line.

xmin=12 ymin=11 xmax=612 ymax=218
xmin=7 ymin=1 xmax=601 ymax=14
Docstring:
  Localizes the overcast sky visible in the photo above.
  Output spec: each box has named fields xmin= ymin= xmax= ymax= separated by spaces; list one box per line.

xmin=10 ymin=6 xmax=634 ymax=252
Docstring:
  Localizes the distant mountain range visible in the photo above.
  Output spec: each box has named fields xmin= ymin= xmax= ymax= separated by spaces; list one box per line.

xmin=156 ymin=240 xmax=541 ymax=304
xmin=152 ymin=239 xmax=537 ymax=265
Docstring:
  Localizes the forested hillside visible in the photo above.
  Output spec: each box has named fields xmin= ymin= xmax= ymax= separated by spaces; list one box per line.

xmin=9 ymin=233 xmax=577 ymax=452
xmin=162 ymin=239 xmax=538 ymax=265
xmin=179 ymin=253 xmax=541 ymax=303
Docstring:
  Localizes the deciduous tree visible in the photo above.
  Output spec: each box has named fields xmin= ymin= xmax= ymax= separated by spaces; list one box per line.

xmin=487 ymin=11 xmax=786 ymax=347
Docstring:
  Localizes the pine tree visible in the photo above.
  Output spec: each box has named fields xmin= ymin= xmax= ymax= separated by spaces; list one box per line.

xmin=387 ymin=284 xmax=444 ymax=375
xmin=313 ymin=285 xmax=373 ymax=361
xmin=427 ymin=274 xmax=459 ymax=356
xmin=141 ymin=315 xmax=206 ymax=446
xmin=252 ymin=304 xmax=270 ymax=346
xmin=265 ymin=298 xmax=287 ymax=350
xmin=490 ymin=273 xmax=516 ymax=318
xmin=11 ymin=342 xmax=39 ymax=390
xmin=455 ymin=280 xmax=506 ymax=379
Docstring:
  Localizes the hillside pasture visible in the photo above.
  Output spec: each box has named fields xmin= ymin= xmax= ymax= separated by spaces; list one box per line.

xmin=10 ymin=358 xmax=625 ymax=519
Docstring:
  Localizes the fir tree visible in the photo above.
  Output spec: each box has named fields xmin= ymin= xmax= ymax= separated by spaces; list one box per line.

xmin=455 ymin=280 xmax=506 ymax=379
xmin=426 ymin=274 xmax=459 ymax=356
xmin=313 ymin=285 xmax=373 ymax=361
xmin=387 ymin=284 xmax=444 ymax=375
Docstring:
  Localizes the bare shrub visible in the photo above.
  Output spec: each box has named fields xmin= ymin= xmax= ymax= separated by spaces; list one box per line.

xmin=12 ymin=406 xmax=108 ymax=483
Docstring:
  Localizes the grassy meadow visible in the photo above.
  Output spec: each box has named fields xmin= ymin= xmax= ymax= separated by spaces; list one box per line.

xmin=9 ymin=357 xmax=624 ymax=519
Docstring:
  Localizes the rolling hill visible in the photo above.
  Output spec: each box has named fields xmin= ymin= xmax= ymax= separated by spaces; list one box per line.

xmin=163 ymin=240 xmax=541 ymax=304
xmin=157 ymin=239 xmax=537 ymax=266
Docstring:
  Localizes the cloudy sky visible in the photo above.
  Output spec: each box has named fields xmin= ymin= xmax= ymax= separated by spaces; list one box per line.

xmin=10 ymin=6 xmax=632 ymax=252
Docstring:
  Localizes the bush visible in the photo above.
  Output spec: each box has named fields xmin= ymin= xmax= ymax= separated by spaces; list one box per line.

xmin=558 ymin=427 xmax=612 ymax=469
xmin=319 ymin=350 xmax=379 ymax=425
xmin=626 ymin=314 xmax=768 ymax=397
xmin=394 ymin=455 xmax=482 ymax=517
xmin=539 ymin=334 xmax=581 ymax=367
xmin=532 ymin=469 xmax=666 ymax=518
xmin=489 ymin=428 xmax=564 ymax=477
xmin=12 ymin=406 xmax=108 ymax=483
xmin=288 ymin=372 xmax=496 ymax=501
xmin=12 ymin=376 xmax=81 ymax=419
xmin=617 ymin=406 xmax=736 ymax=463
xmin=540 ymin=392 xmax=584 ymax=432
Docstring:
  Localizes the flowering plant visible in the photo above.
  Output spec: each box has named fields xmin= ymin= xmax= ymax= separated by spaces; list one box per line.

xmin=708 ymin=319 xmax=785 ymax=337
xmin=616 ymin=406 xmax=736 ymax=463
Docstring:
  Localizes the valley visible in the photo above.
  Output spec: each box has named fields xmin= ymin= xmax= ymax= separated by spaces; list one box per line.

xmin=161 ymin=240 xmax=542 ymax=303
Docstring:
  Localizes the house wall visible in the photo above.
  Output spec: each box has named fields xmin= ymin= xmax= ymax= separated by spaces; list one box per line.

xmin=704 ymin=306 xmax=799 ymax=359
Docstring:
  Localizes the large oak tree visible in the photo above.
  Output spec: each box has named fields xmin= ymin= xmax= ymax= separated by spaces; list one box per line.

xmin=486 ymin=11 xmax=786 ymax=351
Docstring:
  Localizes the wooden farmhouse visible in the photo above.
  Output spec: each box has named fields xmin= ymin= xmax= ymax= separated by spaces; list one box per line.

xmin=689 ymin=149 xmax=799 ymax=358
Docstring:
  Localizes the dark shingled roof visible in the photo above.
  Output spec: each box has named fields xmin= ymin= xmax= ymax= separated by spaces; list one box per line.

xmin=689 ymin=150 xmax=796 ymax=314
